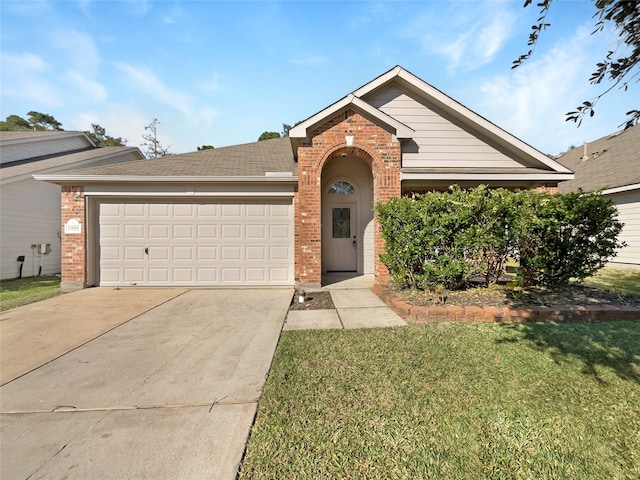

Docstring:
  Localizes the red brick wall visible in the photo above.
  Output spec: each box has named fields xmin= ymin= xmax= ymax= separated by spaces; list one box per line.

xmin=60 ymin=186 xmax=86 ymax=290
xmin=295 ymin=109 xmax=402 ymax=285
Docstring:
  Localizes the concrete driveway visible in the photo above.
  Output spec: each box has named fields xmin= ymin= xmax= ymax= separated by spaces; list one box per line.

xmin=0 ymin=287 xmax=292 ymax=480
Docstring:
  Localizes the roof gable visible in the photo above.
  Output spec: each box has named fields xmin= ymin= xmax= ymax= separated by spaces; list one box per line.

xmin=289 ymin=94 xmax=414 ymax=140
xmin=290 ymin=66 xmax=572 ymax=175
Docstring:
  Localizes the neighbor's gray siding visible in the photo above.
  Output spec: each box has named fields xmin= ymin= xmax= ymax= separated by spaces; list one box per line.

xmin=0 ymin=135 xmax=91 ymax=164
xmin=608 ymin=190 xmax=640 ymax=269
xmin=364 ymin=85 xmax=522 ymax=169
xmin=0 ymin=179 xmax=61 ymax=279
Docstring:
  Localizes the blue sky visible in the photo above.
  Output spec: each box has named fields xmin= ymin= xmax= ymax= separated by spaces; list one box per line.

xmin=0 ymin=0 xmax=631 ymax=156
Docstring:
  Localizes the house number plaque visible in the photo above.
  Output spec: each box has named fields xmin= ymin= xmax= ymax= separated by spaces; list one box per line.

xmin=64 ymin=219 xmax=82 ymax=234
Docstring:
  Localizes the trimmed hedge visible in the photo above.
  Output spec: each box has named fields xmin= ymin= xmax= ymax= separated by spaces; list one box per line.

xmin=374 ymin=186 xmax=624 ymax=290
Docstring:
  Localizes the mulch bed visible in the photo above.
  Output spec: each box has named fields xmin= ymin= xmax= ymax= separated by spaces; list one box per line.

xmin=390 ymin=284 xmax=640 ymax=309
xmin=289 ymin=290 xmax=335 ymax=310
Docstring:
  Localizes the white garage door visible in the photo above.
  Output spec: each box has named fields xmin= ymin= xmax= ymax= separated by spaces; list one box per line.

xmin=98 ymin=199 xmax=293 ymax=286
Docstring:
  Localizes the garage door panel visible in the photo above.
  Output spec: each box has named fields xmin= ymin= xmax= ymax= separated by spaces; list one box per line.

xmin=269 ymin=204 xmax=290 ymax=216
xmin=124 ymin=246 xmax=145 ymax=261
xmin=269 ymin=246 xmax=290 ymax=260
xmin=269 ymin=225 xmax=289 ymax=239
xmin=221 ymin=224 xmax=242 ymax=239
xmin=197 ymin=268 xmax=217 ymax=282
xmin=222 ymin=204 xmax=242 ymax=216
xmin=246 ymin=268 xmax=266 ymax=282
xmin=246 ymin=204 xmax=266 ymax=216
xmin=246 ymin=224 xmax=266 ymax=239
xmin=148 ymin=204 xmax=170 ymax=216
xmin=220 ymin=268 xmax=242 ymax=283
xmin=197 ymin=246 xmax=217 ymax=260
xmin=196 ymin=204 xmax=218 ymax=217
xmin=246 ymin=246 xmax=266 ymax=260
xmin=124 ymin=225 xmax=145 ymax=239
xmin=173 ymin=204 xmax=194 ymax=216
xmin=148 ymin=268 xmax=169 ymax=283
xmin=99 ymin=200 xmax=293 ymax=286
xmin=197 ymin=225 xmax=217 ymax=239
xmin=124 ymin=204 xmax=145 ymax=216
xmin=100 ymin=224 xmax=121 ymax=240
xmin=269 ymin=267 xmax=291 ymax=282
xmin=149 ymin=224 xmax=170 ymax=239
xmin=148 ymin=246 xmax=170 ymax=261
xmin=172 ymin=246 xmax=194 ymax=261
xmin=221 ymin=246 xmax=242 ymax=261
xmin=172 ymin=268 xmax=193 ymax=282
xmin=173 ymin=224 xmax=194 ymax=239
xmin=123 ymin=268 xmax=145 ymax=283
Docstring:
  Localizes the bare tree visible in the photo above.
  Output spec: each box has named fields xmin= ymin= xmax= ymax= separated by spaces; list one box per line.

xmin=141 ymin=118 xmax=171 ymax=158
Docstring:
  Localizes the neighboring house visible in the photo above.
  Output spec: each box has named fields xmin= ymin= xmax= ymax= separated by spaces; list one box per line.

xmin=35 ymin=66 xmax=573 ymax=291
xmin=557 ymin=124 xmax=640 ymax=270
xmin=1 ymin=131 xmax=144 ymax=280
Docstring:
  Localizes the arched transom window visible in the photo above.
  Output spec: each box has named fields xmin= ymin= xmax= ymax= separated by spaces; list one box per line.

xmin=328 ymin=180 xmax=355 ymax=195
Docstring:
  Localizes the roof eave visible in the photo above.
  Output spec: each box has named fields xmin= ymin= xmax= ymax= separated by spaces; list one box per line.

xmin=289 ymin=94 xmax=414 ymax=140
xmin=2 ymin=147 xmax=145 ymax=185
xmin=600 ymin=183 xmax=640 ymax=195
xmin=401 ymin=172 xmax=575 ymax=181
xmin=33 ymin=174 xmax=300 ymax=184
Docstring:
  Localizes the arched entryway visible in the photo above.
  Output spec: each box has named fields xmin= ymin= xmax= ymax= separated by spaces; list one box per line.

xmin=321 ymin=154 xmax=374 ymax=274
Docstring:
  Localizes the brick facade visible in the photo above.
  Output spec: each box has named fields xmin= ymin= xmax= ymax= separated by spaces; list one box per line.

xmin=60 ymin=185 xmax=86 ymax=291
xmin=295 ymin=109 xmax=402 ymax=286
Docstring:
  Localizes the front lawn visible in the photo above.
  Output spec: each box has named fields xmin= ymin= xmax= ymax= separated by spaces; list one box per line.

xmin=240 ymin=322 xmax=640 ymax=479
xmin=0 ymin=276 xmax=62 ymax=311
xmin=580 ymin=267 xmax=640 ymax=296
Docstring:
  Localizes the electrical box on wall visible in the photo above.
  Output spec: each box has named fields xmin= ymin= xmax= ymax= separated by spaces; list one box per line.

xmin=38 ymin=243 xmax=51 ymax=255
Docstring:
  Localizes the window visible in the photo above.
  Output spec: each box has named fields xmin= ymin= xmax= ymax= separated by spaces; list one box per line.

xmin=332 ymin=208 xmax=351 ymax=238
xmin=328 ymin=180 xmax=355 ymax=195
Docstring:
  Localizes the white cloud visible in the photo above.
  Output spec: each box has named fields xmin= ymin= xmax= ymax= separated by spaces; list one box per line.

xmin=200 ymin=73 xmax=223 ymax=94
xmin=198 ymin=106 xmax=220 ymax=127
xmin=404 ymin=2 xmax=516 ymax=73
xmin=51 ymin=29 xmax=100 ymax=74
xmin=64 ymin=71 xmax=107 ymax=102
xmin=114 ymin=61 xmax=195 ymax=116
xmin=0 ymin=51 xmax=60 ymax=105
xmin=474 ymin=25 xmax=605 ymax=154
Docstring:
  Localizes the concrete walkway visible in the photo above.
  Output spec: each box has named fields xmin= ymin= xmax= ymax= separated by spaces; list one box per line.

xmin=284 ymin=274 xmax=407 ymax=331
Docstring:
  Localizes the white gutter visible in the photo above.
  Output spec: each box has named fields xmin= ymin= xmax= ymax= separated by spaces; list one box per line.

xmin=401 ymin=172 xmax=575 ymax=181
xmin=600 ymin=183 xmax=640 ymax=195
xmin=33 ymin=174 xmax=299 ymax=183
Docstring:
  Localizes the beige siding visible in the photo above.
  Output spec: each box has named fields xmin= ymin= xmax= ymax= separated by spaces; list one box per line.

xmin=0 ymin=136 xmax=91 ymax=164
xmin=1 ymin=179 xmax=62 ymax=279
xmin=609 ymin=190 xmax=640 ymax=268
xmin=364 ymin=86 xmax=523 ymax=169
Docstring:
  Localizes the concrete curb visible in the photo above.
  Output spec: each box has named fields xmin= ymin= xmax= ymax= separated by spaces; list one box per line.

xmin=371 ymin=285 xmax=640 ymax=323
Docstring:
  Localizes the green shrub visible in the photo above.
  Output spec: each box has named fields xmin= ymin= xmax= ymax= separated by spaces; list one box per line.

xmin=513 ymin=189 xmax=624 ymax=288
xmin=374 ymin=186 xmax=624 ymax=290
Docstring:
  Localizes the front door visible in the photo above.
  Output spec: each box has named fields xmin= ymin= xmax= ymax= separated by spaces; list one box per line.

xmin=323 ymin=203 xmax=357 ymax=272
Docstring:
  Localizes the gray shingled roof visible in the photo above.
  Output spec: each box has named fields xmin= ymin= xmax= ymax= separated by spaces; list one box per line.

xmin=55 ymin=137 xmax=298 ymax=177
xmin=0 ymin=130 xmax=82 ymax=143
xmin=557 ymin=124 xmax=640 ymax=193
xmin=1 ymin=146 xmax=142 ymax=182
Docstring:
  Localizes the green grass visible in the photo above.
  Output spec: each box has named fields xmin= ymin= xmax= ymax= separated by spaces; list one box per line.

xmin=240 ymin=322 xmax=640 ymax=479
xmin=0 ymin=276 xmax=62 ymax=311
xmin=580 ymin=268 xmax=640 ymax=296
